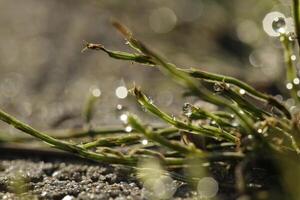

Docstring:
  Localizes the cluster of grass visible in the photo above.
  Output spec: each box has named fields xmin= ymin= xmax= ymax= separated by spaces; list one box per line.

xmin=1 ymin=1 xmax=300 ymax=199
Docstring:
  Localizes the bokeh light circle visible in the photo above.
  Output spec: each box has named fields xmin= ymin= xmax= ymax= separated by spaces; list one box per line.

xmin=197 ymin=177 xmax=219 ymax=198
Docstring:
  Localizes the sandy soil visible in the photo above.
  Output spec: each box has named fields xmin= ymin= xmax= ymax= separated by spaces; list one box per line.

xmin=0 ymin=149 xmax=194 ymax=200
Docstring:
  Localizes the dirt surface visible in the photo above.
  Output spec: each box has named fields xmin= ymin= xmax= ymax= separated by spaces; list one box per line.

xmin=0 ymin=150 xmax=195 ymax=200
xmin=0 ymin=159 xmax=194 ymax=200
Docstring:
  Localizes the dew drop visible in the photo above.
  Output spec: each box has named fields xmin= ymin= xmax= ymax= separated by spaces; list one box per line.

xmin=291 ymin=55 xmax=297 ymax=61
xmin=115 ymin=104 xmax=129 ymax=121
xmin=141 ymin=139 xmax=148 ymax=145
xmin=272 ymin=17 xmax=286 ymax=34
xmin=116 ymin=104 xmax=123 ymax=110
xmin=293 ymin=78 xmax=300 ymax=85
xmin=182 ymin=103 xmax=192 ymax=117
xmin=257 ymin=128 xmax=263 ymax=133
xmin=247 ymin=134 xmax=254 ymax=140
xmin=286 ymin=83 xmax=293 ymax=90
xmin=148 ymin=97 xmax=154 ymax=104
xmin=91 ymin=88 xmax=101 ymax=97
xmin=289 ymin=35 xmax=295 ymax=41
xmin=280 ymin=36 xmax=285 ymax=42
xmin=172 ymin=115 xmax=177 ymax=121
xmin=213 ymin=83 xmax=223 ymax=92
xmin=232 ymin=121 xmax=239 ymax=127
xmin=120 ymin=114 xmax=128 ymax=123
xmin=125 ymin=125 xmax=133 ymax=133
xmin=239 ymin=89 xmax=246 ymax=95
xmin=263 ymin=11 xmax=286 ymax=37
xmin=115 ymin=86 xmax=128 ymax=99
xmin=141 ymin=105 xmax=148 ymax=112
xmin=288 ymin=32 xmax=296 ymax=41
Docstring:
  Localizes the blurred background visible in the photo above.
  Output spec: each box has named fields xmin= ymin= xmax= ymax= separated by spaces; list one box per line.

xmin=0 ymin=0 xmax=293 ymax=135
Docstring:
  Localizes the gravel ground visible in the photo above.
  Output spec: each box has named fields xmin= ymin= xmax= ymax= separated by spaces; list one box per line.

xmin=0 ymin=157 xmax=194 ymax=200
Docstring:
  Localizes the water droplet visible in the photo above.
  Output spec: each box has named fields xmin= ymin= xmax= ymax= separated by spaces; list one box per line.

xmin=230 ymin=114 xmax=235 ymax=119
xmin=263 ymin=11 xmax=286 ymax=37
xmin=116 ymin=104 xmax=123 ymax=110
xmin=182 ymin=103 xmax=192 ymax=117
xmin=291 ymin=55 xmax=297 ymax=61
xmin=148 ymin=97 xmax=154 ymax=104
xmin=172 ymin=115 xmax=177 ymax=121
xmin=289 ymin=36 xmax=295 ymax=41
xmin=91 ymin=88 xmax=101 ymax=97
xmin=125 ymin=125 xmax=133 ymax=133
xmin=257 ymin=128 xmax=263 ymax=133
xmin=140 ymin=104 xmax=148 ymax=112
xmin=115 ymin=105 xmax=129 ymax=121
xmin=232 ymin=121 xmax=239 ymax=127
xmin=120 ymin=114 xmax=128 ymax=123
xmin=280 ymin=36 xmax=285 ymax=42
xmin=141 ymin=139 xmax=148 ymax=145
xmin=239 ymin=110 xmax=245 ymax=115
xmin=247 ymin=134 xmax=254 ymax=140
xmin=288 ymin=32 xmax=296 ymax=41
xmin=293 ymin=78 xmax=300 ymax=85
xmin=272 ymin=17 xmax=286 ymax=34
xmin=239 ymin=89 xmax=246 ymax=95
xmin=286 ymin=83 xmax=293 ymax=90
xmin=213 ymin=83 xmax=223 ymax=92
xmin=115 ymin=86 xmax=128 ymax=99
xmin=210 ymin=120 xmax=217 ymax=125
